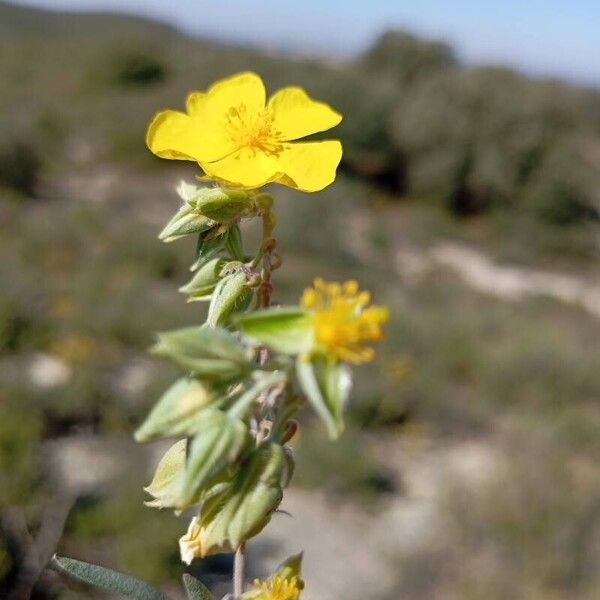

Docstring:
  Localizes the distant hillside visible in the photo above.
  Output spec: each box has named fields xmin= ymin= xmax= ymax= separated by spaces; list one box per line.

xmin=0 ymin=0 xmax=175 ymax=37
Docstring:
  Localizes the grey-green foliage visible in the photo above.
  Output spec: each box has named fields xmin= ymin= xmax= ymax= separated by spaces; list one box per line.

xmin=359 ymin=29 xmax=457 ymax=85
xmin=50 ymin=555 xmax=171 ymax=600
xmin=50 ymin=555 xmax=217 ymax=599
xmin=388 ymin=64 xmax=600 ymax=220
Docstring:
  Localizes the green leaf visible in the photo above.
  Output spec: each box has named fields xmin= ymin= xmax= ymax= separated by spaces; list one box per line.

xmin=296 ymin=356 xmax=351 ymax=439
xmin=134 ymin=378 xmax=219 ymax=442
xmin=152 ymin=326 xmax=253 ymax=382
xmin=206 ymin=271 xmax=253 ymax=327
xmin=236 ymin=307 xmax=314 ymax=355
xmin=182 ymin=574 xmax=214 ymax=600
xmin=180 ymin=410 xmax=250 ymax=507
xmin=50 ymin=555 xmax=170 ymax=600
xmin=179 ymin=257 xmax=226 ymax=300
xmin=189 ymin=443 xmax=286 ymax=557
xmin=144 ymin=439 xmax=187 ymax=509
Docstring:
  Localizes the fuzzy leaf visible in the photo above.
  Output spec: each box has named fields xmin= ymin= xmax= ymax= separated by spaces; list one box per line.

xmin=296 ymin=356 xmax=351 ymax=439
xmin=50 ymin=555 xmax=170 ymax=600
xmin=182 ymin=574 xmax=214 ymax=600
xmin=236 ymin=308 xmax=314 ymax=355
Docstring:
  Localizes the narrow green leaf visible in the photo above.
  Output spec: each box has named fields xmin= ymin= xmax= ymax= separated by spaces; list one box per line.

xmin=50 ymin=555 xmax=170 ymax=600
xmin=296 ymin=357 xmax=351 ymax=439
xmin=236 ymin=307 xmax=314 ymax=355
xmin=182 ymin=574 xmax=214 ymax=600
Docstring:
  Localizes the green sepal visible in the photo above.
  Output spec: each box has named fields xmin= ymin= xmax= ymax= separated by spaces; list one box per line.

xmin=196 ymin=189 xmax=251 ymax=222
xmin=134 ymin=377 xmax=219 ymax=442
xmin=191 ymin=443 xmax=286 ymax=557
xmin=49 ymin=555 xmax=170 ymax=600
xmin=180 ymin=410 xmax=251 ymax=507
xmin=206 ymin=271 xmax=253 ymax=327
xmin=144 ymin=439 xmax=188 ymax=509
xmin=275 ymin=552 xmax=304 ymax=586
xmin=151 ymin=326 xmax=253 ymax=382
xmin=296 ymin=356 xmax=351 ymax=440
xmin=190 ymin=228 xmax=228 ymax=272
xmin=182 ymin=574 xmax=214 ymax=600
xmin=179 ymin=257 xmax=227 ymax=301
xmin=159 ymin=203 xmax=214 ymax=243
xmin=236 ymin=307 xmax=314 ymax=355
xmin=225 ymin=224 xmax=244 ymax=260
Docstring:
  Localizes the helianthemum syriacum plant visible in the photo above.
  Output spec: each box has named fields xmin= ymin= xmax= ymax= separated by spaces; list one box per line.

xmin=51 ymin=72 xmax=388 ymax=600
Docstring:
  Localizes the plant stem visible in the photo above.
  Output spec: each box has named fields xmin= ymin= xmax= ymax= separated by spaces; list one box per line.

xmin=233 ymin=543 xmax=246 ymax=598
xmin=232 ymin=208 xmax=278 ymax=598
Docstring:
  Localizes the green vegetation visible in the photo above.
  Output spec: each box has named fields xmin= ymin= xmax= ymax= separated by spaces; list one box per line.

xmin=0 ymin=1 xmax=599 ymax=598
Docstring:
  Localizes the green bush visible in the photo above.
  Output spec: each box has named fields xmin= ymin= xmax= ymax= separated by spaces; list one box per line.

xmin=0 ymin=138 xmax=41 ymax=196
xmin=92 ymin=45 xmax=168 ymax=88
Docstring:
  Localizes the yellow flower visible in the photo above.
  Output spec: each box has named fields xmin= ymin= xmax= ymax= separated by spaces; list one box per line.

xmin=250 ymin=574 xmax=302 ymax=600
xmin=301 ymin=278 xmax=389 ymax=364
xmin=146 ymin=71 xmax=342 ymax=192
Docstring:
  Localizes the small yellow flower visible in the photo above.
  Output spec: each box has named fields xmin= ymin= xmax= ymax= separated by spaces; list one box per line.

xmin=250 ymin=574 xmax=302 ymax=600
xmin=146 ymin=71 xmax=342 ymax=192
xmin=301 ymin=278 xmax=389 ymax=364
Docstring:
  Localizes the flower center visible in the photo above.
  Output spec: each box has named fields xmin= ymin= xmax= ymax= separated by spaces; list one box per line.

xmin=253 ymin=575 xmax=301 ymax=600
xmin=301 ymin=279 xmax=389 ymax=364
xmin=225 ymin=103 xmax=283 ymax=156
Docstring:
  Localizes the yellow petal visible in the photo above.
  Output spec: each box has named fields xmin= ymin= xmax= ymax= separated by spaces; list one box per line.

xmin=205 ymin=71 xmax=266 ymax=118
xmin=147 ymin=108 xmax=235 ymax=163
xmin=185 ymin=90 xmax=208 ymax=115
xmin=146 ymin=110 xmax=204 ymax=161
xmin=200 ymin=148 xmax=279 ymax=189
xmin=268 ymin=87 xmax=342 ymax=141
xmin=275 ymin=141 xmax=343 ymax=192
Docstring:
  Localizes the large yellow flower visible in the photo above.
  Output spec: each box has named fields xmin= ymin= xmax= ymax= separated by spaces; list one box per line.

xmin=301 ymin=278 xmax=389 ymax=364
xmin=146 ymin=71 xmax=343 ymax=192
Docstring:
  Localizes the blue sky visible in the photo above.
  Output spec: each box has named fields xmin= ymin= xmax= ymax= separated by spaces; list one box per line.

xmin=12 ymin=0 xmax=600 ymax=86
